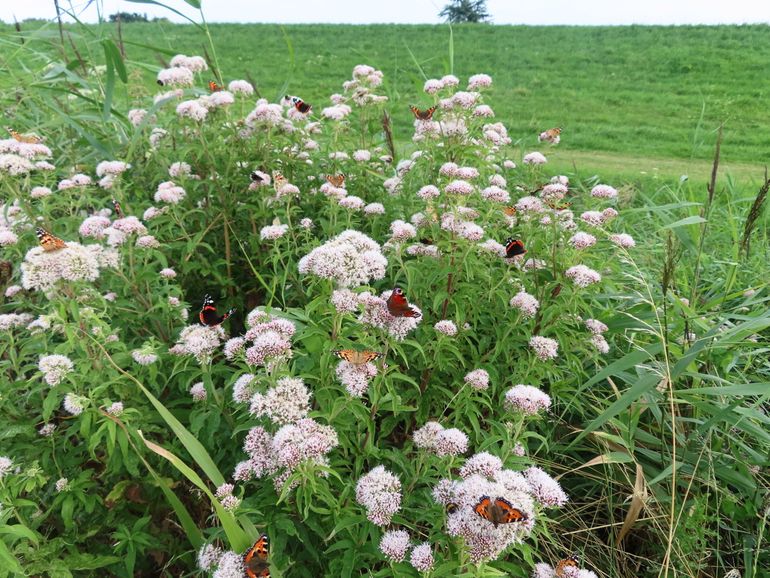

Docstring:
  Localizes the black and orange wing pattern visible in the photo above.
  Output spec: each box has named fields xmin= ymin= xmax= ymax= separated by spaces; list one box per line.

xmin=272 ymin=172 xmax=287 ymax=192
xmin=243 ymin=534 xmax=270 ymax=578
xmin=209 ymin=80 xmax=224 ymax=92
xmin=333 ymin=349 xmax=383 ymax=366
xmin=555 ymin=553 xmax=580 ymax=577
xmin=386 ymin=287 xmax=421 ymax=318
xmin=36 ymin=227 xmax=67 ymax=252
xmin=474 ymin=496 xmax=528 ymax=527
xmin=504 ymin=238 xmax=527 ymax=258
xmin=289 ymin=96 xmax=311 ymax=114
xmin=199 ymin=294 xmax=236 ymax=327
xmin=546 ymin=199 xmax=571 ymax=211
xmin=7 ymin=127 xmax=43 ymax=144
xmin=502 ymin=206 xmax=517 ymax=217
xmin=325 ymin=173 xmax=346 ymax=188
xmin=410 ymin=105 xmax=437 ymax=121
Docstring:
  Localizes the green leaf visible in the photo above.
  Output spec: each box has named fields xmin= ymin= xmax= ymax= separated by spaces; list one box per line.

xmin=138 ymin=431 xmax=247 ymax=551
xmin=660 ymin=215 xmax=707 ymax=229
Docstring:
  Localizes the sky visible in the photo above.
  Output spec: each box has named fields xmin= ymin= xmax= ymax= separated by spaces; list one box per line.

xmin=2 ymin=0 xmax=769 ymax=26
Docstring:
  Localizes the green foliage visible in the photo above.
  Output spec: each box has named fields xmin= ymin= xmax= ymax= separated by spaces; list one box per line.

xmin=440 ymin=1 xmax=491 ymax=24
xmin=0 ymin=12 xmax=768 ymax=578
xmin=108 ymin=12 xmax=150 ymax=23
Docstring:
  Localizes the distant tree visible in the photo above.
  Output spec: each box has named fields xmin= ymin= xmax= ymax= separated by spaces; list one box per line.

xmin=108 ymin=12 xmax=149 ymax=23
xmin=439 ymin=0 xmax=491 ymax=23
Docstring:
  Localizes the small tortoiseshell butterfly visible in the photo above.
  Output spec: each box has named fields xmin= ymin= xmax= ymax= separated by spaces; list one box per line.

xmin=199 ymin=294 xmax=235 ymax=327
xmin=539 ymin=127 xmax=562 ymax=143
xmin=555 ymin=553 xmax=580 ymax=577
xmin=333 ymin=349 xmax=383 ymax=366
xmin=410 ymin=105 xmax=437 ymax=121
xmin=243 ymin=534 xmax=270 ymax=578
xmin=36 ymin=227 xmax=67 ymax=252
xmin=208 ymin=80 xmax=224 ymax=92
xmin=386 ymin=287 xmax=421 ymax=318
xmin=504 ymin=238 xmax=527 ymax=258
xmin=474 ymin=496 xmax=528 ymax=527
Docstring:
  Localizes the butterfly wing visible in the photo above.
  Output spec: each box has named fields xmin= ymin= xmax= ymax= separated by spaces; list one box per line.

xmin=292 ymin=98 xmax=311 ymax=113
xmin=386 ymin=287 xmax=421 ymax=318
xmin=243 ymin=534 xmax=270 ymax=578
xmin=325 ymin=174 xmax=345 ymax=188
xmin=209 ymin=80 xmax=223 ymax=92
xmin=272 ymin=172 xmax=287 ymax=192
xmin=410 ymin=105 xmax=436 ymax=120
xmin=503 ymin=206 xmax=517 ymax=217
xmin=505 ymin=238 xmax=527 ymax=258
xmin=555 ymin=554 xmax=579 ymax=577
xmin=36 ymin=227 xmax=66 ymax=252
xmin=199 ymin=294 xmax=235 ymax=326
xmin=334 ymin=349 xmax=383 ymax=366
xmin=493 ymin=497 xmax=528 ymax=524
xmin=474 ymin=496 xmax=495 ymax=524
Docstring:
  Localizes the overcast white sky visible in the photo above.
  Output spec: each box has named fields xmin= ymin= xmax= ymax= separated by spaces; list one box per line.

xmin=2 ymin=0 xmax=770 ymax=25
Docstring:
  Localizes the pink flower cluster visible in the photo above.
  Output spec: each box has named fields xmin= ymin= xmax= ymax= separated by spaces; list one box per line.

xmin=355 ymin=465 xmax=402 ymax=526
xmin=504 ymin=385 xmax=552 ymax=415
xmin=239 ymin=310 xmax=296 ymax=369
xmin=413 ymin=422 xmax=469 ymax=457
xmin=335 ymin=359 xmax=379 ymax=397
xmin=298 ymin=230 xmax=387 ymax=287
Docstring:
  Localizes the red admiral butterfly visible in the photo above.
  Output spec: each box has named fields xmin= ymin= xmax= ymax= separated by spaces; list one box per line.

xmin=199 ymin=294 xmax=236 ymax=327
xmin=504 ymin=238 xmax=527 ymax=258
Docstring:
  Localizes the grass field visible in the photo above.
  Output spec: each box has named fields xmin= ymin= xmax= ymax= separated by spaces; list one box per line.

xmin=3 ymin=21 xmax=770 ymax=185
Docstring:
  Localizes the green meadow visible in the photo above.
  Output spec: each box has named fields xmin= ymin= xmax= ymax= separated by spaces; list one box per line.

xmin=6 ymin=21 xmax=770 ymax=183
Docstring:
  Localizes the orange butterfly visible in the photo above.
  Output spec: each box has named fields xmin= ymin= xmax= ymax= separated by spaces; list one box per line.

xmin=36 ymin=227 xmax=67 ymax=252
xmin=243 ymin=534 xmax=270 ymax=578
xmin=7 ymin=127 xmax=43 ymax=144
xmin=333 ymin=349 xmax=383 ymax=366
xmin=208 ymin=80 xmax=224 ymax=92
xmin=555 ymin=553 xmax=580 ymax=577
xmin=272 ymin=172 xmax=287 ymax=192
xmin=539 ymin=127 xmax=562 ymax=143
xmin=546 ymin=199 xmax=571 ymax=211
xmin=410 ymin=105 xmax=437 ymax=121
xmin=502 ymin=206 xmax=517 ymax=217
xmin=474 ymin=496 xmax=528 ymax=527
xmin=325 ymin=173 xmax=346 ymax=188
xmin=386 ymin=287 xmax=421 ymax=318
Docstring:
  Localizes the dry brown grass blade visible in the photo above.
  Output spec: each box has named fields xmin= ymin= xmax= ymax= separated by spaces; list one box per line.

xmin=616 ymin=462 xmax=647 ymax=546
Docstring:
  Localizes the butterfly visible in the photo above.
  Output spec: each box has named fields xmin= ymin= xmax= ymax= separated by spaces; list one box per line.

xmin=250 ymin=171 xmax=265 ymax=183
xmin=198 ymin=294 xmax=236 ymax=327
xmin=545 ymin=199 xmax=571 ymax=211
xmin=410 ymin=105 xmax=437 ymax=121
xmin=502 ymin=206 xmax=517 ymax=217
xmin=504 ymin=238 xmax=527 ymax=258
xmin=288 ymin=96 xmax=311 ymax=114
xmin=386 ymin=287 xmax=421 ymax=318
xmin=325 ymin=173 xmax=346 ymax=188
xmin=111 ymin=198 xmax=124 ymax=219
xmin=272 ymin=172 xmax=287 ymax=192
xmin=208 ymin=80 xmax=224 ymax=92
xmin=333 ymin=349 xmax=383 ymax=366
xmin=474 ymin=496 xmax=528 ymax=527
xmin=539 ymin=127 xmax=562 ymax=143
xmin=36 ymin=227 xmax=67 ymax=252
xmin=7 ymin=127 xmax=43 ymax=144
xmin=243 ymin=534 xmax=270 ymax=578
xmin=555 ymin=553 xmax=580 ymax=577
